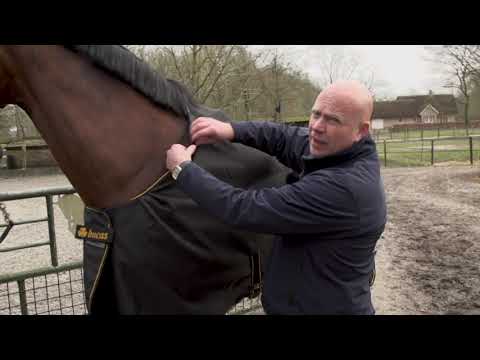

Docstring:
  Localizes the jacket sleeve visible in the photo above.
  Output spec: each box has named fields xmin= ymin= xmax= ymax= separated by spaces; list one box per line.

xmin=231 ymin=121 xmax=309 ymax=174
xmin=176 ymin=162 xmax=359 ymax=236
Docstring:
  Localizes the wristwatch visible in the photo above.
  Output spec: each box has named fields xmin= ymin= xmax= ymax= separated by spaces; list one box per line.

xmin=171 ymin=160 xmax=192 ymax=180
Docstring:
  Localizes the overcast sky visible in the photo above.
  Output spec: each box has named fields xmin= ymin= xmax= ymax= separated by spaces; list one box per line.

xmin=147 ymin=45 xmax=451 ymax=99
xmin=248 ymin=45 xmax=450 ymax=99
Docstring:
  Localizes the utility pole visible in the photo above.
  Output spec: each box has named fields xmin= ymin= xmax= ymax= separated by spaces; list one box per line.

xmin=242 ymin=88 xmax=250 ymax=121
xmin=272 ymin=53 xmax=282 ymax=122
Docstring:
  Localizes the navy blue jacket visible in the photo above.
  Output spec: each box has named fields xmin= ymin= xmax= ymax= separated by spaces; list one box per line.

xmin=176 ymin=121 xmax=387 ymax=314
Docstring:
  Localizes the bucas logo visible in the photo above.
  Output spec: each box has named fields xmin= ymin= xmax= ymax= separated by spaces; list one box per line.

xmin=77 ymin=227 xmax=88 ymax=238
xmin=76 ymin=225 xmax=109 ymax=241
xmin=86 ymin=229 xmax=109 ymax=241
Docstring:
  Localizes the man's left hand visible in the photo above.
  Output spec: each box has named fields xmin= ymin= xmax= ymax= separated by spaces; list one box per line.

xmin=166 ymin=144 xmax=197 ymax=171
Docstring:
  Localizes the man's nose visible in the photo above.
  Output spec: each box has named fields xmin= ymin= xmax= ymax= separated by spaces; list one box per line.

xmin=311 ymin=117 xmax=326 ymax=132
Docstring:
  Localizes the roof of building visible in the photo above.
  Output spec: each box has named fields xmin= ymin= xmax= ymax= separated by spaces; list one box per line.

xmin=373 ymin=93 xmax=458 ymax=119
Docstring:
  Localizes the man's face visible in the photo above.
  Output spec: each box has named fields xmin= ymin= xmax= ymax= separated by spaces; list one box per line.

xmin=308 ymin=92 xmax=367 ymax=158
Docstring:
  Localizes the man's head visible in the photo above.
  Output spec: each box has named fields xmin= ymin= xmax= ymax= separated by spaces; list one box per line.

xmin=308 ymin=80 xmax=373 ymax=158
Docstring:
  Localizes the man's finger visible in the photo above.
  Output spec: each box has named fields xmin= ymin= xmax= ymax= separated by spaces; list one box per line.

xmin=195 ymin=137 xmax=212 ymax=146
xmin=186 ymin=144 xmax=197 ymax=157
xmin=191 ymin=118 xmax=207 ymax=131
xmin=171 ymin=144 xmax=185 ymax=151
xmin=190 ymin=121 xmax=209 ymax=137
xmin=192 ymin=117 xmax=206 ymax=124
xmin=191 ymin=128 xmax=213 ymax=143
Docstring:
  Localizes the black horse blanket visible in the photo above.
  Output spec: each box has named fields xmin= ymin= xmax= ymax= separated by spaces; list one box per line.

xmin=80 ymin=141 xmax=289 ymax=314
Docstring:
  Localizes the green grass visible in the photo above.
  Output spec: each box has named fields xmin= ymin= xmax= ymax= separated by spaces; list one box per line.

xmin=376 ymin=137 xmax=480 ymax=167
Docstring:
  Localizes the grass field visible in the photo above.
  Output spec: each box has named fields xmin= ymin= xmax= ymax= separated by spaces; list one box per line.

xmin=376 ymin=136 xmax=480 ymax=167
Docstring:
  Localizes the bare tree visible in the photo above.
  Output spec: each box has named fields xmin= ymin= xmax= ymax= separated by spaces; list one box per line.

xmin=152 ymin=45 xmax=252 ymax=105
xmin=124 ymin=45 xmax=149 ymax=61
xmin=122 ymin=45 xmax=323 ymax=122
xmin=149 ymin=45 xmax=273 ymax=118
xmin=308 ymin=46 xmax=388 ymax=98
xmin=256 ymin=49 xmax=301 ymax=122
xmin=319 ymin=46 xmax=360 ymax=85
xmin=427 ymin=45 xmax=477 ymax=134
xmin=464 ymin=45 xmax=480 ymax=83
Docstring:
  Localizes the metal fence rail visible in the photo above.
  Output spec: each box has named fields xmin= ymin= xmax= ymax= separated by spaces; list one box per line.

xmin=0 ymin=187 xmax=76 ymax=267
xmin=0 ymin=186 xmax=264 ymax=315
xmin=372 ymin=124 xmax=480 ymax=142
xmin=0 ymin=261 xmax=85 ymax=315
xmin=0 ymin=262 xmax=262 ymax=315
xmin=377 ymin=135 xmax=480 ymax=167
xmin=0 ymin=260 xmax=263 ymax=315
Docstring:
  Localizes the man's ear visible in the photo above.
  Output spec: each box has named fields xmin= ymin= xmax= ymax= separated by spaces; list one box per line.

xmin=357 ymin=121 xmax=370 ymax=140
xmin=356 ymin=121 xmax=370 ymax=141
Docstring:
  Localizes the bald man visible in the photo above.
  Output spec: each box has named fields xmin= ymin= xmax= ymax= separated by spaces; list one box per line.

xmin=166 ymin=80 xmax=387 ymax=315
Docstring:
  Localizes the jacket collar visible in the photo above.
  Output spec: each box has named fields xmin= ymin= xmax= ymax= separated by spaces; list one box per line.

xmin=301 ymin=135 xmax=377 ymax=174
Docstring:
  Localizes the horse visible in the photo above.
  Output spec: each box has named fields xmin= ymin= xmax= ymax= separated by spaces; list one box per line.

xmin=0 ymin=45 xmax=290 ymax=314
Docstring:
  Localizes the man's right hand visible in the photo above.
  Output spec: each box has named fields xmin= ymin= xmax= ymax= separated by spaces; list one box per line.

xmin=190 ymin=117 xmax=235 ymax=145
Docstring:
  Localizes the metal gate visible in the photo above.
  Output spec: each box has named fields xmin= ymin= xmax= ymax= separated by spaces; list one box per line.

xmin=0 ymin=261 xmax=85 ymax=315
xmin=0 ymin=187 xmax=263 ymax=315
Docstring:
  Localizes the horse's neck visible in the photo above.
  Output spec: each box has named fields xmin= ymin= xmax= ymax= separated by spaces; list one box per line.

xmin=9 ymin=46 xmax=187 ymax=208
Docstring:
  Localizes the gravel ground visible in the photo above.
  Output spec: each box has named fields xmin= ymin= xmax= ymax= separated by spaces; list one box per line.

xmin=373 ymin=165 xmax=480 ymax=315
xmin=1 ymin=165 xmax=480 ymax=315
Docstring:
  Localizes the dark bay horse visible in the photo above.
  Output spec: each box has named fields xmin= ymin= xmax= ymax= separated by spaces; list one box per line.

xmin=0 ymin=45 xmax=289 ymax=314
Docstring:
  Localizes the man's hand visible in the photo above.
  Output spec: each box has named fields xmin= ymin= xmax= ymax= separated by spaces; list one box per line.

xmin=190 ymin=117 xmax=235 ymax=145
xmin=166 ymin=144 xmax=197 ymax=171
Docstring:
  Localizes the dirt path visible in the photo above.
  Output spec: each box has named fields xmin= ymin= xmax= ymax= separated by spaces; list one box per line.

xmin=373 ymin=165 xmax=480 ymax=314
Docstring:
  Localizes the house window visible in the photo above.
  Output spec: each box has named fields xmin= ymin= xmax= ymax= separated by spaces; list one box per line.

xmin=422 ymin=113 xmax=437 ymax=124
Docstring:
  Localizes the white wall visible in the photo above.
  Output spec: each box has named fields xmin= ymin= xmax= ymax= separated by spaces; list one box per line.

xmin=372 ymin=119 xmax=384 ymax=129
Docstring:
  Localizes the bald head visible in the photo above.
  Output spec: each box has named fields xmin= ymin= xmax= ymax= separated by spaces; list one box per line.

xmin=308 ymin=80 xmax=374 ymax=157
xmin=317 ymin=80 xmax=374 ymax=126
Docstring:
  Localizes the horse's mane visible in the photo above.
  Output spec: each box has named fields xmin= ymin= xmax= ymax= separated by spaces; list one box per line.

xmin=63 ymin=45 xmax=231 ymax=123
